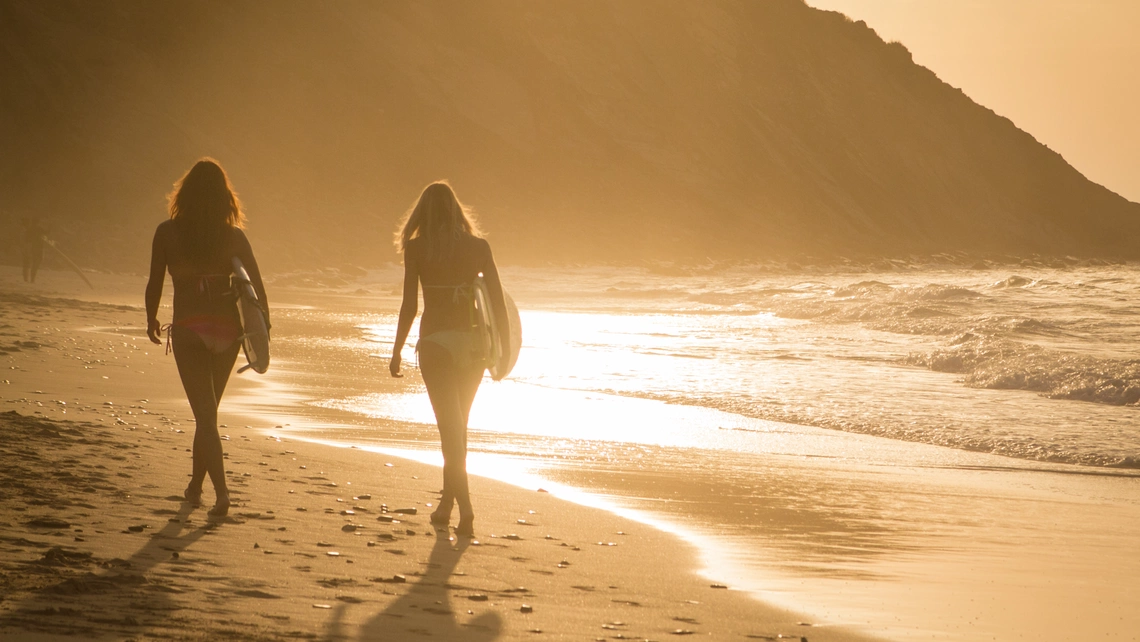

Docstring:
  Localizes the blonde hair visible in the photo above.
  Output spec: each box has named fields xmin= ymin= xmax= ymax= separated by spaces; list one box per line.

xmin=168 ymin=158 xmax=245 ymax=260
xmin=395 ymin=181 xmax=482 ymax=259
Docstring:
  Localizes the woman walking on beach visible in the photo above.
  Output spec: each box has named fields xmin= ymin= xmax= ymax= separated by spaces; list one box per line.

xmin=389 ymin=182 xmax=509 ymax=537
xmin=145 ymin=158 xmax=269 ymax=517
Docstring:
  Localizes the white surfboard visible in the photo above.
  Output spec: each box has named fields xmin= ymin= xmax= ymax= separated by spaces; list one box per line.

xmin=232 ymin=257 xmax=270 ymax=374
xmin=473 ymin=277 xmax=522 ymax=381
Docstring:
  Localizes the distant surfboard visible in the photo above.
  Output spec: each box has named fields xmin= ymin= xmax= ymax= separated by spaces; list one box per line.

xmin=473 ymin=277 xmax=521 ymax=381
xmin=44 ymin=238 xmax=93 ymax=289
xmin=232 ymin=257 xmax=269 ymax=374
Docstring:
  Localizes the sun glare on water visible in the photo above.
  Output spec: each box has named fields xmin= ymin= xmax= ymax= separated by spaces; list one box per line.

xmin=345 ymin=309 xmax=794 ymax=450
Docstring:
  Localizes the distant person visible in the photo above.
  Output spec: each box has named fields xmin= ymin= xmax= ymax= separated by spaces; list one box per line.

xmin=389 ymin=181 xmax=509 ymax=537
xmin=145 ymin=158 xmax=269 ymax=518
xmin=20 ymin=217 xmax=46 ymax=283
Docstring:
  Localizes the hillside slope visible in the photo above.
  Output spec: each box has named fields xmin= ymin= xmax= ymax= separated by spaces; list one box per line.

xmin=2 ymin=0 xmax=1137 ymax=271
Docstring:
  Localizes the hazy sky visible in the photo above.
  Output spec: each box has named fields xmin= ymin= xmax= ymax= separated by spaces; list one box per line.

xmin=806 ymin=0 xmax=1140 ymax=203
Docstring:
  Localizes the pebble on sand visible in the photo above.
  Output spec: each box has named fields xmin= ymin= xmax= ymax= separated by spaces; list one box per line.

xmin=26 ymin=518 xmax=71 ymax=529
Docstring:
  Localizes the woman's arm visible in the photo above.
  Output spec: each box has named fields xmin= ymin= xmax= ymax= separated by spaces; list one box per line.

xmin=144 ymin=224 xmax=168 ymax=345
xmin=481 ymin=241 xmax=510 ymax=375
xmin=235 ymin=229 xmax=270 ymax=332
xmin=390 ymin=247 xmax=420 ymax=377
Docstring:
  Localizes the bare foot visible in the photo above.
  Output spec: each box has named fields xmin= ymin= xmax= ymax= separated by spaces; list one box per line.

xmin=184 ymin=485 xmax=203 ymax=508
xmin=455 ymin=515 xmax=474 ymax=537
xmin=208 ymin=493 xmax=230 ymax=518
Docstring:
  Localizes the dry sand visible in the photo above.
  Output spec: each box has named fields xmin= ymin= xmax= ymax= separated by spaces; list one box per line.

xmin=0 ymin=267 xmax=874 ymax=641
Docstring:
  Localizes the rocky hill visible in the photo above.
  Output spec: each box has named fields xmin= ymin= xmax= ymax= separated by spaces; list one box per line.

xmin=2 ymin=0 xmax=1138 ymax=272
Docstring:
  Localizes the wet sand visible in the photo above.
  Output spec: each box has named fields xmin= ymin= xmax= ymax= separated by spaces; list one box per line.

xmin=0 ymin=267 xmax=871 ymax=640
xmin=183 ymin=267 xmax=1140 ymax=640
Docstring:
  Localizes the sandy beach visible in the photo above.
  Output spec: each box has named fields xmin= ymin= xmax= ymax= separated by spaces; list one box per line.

xmin=0 ymin=267 xmax=871 ymax=641
xmin=5 ymin=2 xmax=1140 ymax=639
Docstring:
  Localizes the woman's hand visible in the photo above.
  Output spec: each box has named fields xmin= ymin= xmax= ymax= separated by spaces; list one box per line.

xmin=147 ymin=318 xmax=163 ymax=345
xmin=389 ymin=352 xmax=403 ymax=378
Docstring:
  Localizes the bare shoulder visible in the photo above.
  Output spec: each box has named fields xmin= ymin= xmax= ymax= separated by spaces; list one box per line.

xmin=477 ymin=237 xmax=495 ymax=260
xmin=153 ymin=219 xmax=175 ymax=246
xmin=229 ymin=227 xmax=253 ymax=252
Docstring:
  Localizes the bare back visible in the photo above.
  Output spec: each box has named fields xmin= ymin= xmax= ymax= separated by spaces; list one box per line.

xmin=409 ymin=235 xmax=494 ymax=337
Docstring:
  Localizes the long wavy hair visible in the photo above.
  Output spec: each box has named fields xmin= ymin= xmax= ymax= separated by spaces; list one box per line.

xmin=168 ymin=158 xmax=245 ymax=261
xmin=395 ymin=181 xmax=482 ymax=261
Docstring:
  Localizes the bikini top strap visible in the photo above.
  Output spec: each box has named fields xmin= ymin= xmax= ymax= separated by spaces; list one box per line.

xmin=423 ymin=283 xmax=473 ymax=304
xmin=184 ymin=273 xmax=234 ymax=299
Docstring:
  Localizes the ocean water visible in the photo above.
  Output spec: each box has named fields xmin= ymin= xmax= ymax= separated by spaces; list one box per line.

xmin=264 ymin=262 xmax=1140 ymax=640
xmin=322 ymin=263 xmax=1140 ymax=468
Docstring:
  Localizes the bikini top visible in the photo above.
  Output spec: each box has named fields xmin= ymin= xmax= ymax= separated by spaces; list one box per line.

xmin=172 ymin=273 xmax=235 ymax=301
xmin=422 ymin=282 xmax=483 ymax=333
xmin=423 ymin=283 xmax=474 ymax=303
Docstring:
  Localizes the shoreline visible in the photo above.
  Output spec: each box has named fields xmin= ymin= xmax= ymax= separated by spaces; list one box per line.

xmin=4 ymin=266 xmax=1140 ymax=641
xmin=235 ymin=355 xmax=1140 ymax=642
xmin=0 ymin=267 xmax=871 ymax=640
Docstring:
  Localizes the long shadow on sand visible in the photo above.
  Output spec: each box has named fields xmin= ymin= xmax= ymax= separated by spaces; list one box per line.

xmin=324 ymin=530 xmax=502 ymax=641
xmin=0 ymin=410 xmax=239 ymax=638
xmin=0 ymin=500 xmax=223 ymax=639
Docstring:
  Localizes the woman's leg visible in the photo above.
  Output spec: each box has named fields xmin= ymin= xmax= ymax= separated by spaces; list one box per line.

xmin=453 ymin=361 xmax=484 ymax=533
xmin=206 ymin=339 xmax=240 ymax=514
xmin=172 ymin=328 xmax=239 ymax=512
xmin=419 ymin=343 xmax=483 ymax=532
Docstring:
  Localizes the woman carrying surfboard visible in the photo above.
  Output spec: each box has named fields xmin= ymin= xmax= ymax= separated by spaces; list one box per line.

xmin=145 ymin=158 xmax=270 ymax=518
xmin=390 ymin=181 xmax=509 ymax=537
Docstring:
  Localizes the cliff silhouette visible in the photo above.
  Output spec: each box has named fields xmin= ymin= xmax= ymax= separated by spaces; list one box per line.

xmin=2 ymin=0 xmax=1138 ymax=271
